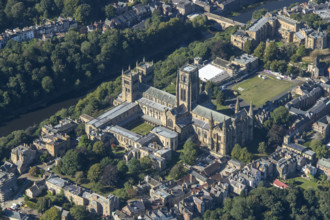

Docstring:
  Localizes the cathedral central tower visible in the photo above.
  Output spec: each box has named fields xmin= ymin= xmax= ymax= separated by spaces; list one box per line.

xmin=176 ymin=64 xmax=199 ymax=112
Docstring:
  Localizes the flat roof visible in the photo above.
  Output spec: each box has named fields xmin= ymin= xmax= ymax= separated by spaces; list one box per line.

xmin=181 ymin=64 xmax=197 ymax=73
xmin=199 ymin=64 xmax=226 ymax=82
xmin=151 ymin=126 xmax=178 ymax=138
xmin=233 ymin=54 xmax=258 ymax=65
xmin=87 ymin=102 xmax=138 ymax=129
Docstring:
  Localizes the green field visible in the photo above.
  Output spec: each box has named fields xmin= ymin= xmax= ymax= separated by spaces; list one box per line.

xmin=232 ymin=75 xmax=294 ymax=107
xmin=286 ymin=177 xmax=320 ymax=190
xmin=130 ymin=122 xmax=154 ymax=136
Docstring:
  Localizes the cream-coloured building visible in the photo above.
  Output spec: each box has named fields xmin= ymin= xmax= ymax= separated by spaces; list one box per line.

xmin=85 ymin=60 xmax=254 ymax=157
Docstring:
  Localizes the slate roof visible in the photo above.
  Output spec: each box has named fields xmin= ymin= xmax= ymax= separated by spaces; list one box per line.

xmin=87 ymin=102 xmax=138 ymax=129
xmin=192 ymin=105 xmax=230 ymax=122
xmin=140 ymin=84 xmax=176 ymax=107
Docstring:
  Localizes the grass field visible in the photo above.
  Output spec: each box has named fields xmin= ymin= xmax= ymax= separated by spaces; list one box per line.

xmin=286 ymin=177 xmax=320 ymax=190
xmin=232 ymin=75 xmax=294 ymax=107
xmin=130 ymin=122 xmax=154 ymax=136
xmin=163 ymin=83 xmax=176 ymax=94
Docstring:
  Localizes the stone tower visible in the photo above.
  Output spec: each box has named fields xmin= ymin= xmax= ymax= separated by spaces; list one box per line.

xmin=248 ymin=101 xmax=254 ymax=140
xmin=136 ymin=58 xmax=154 ymax=85
xmin=235 ymin=97 xmax=240 ymax=113
xmin=121 ymin=67 xmax=140 ymax=103
xmin=176 ymin=64 xmax=199 ymax=111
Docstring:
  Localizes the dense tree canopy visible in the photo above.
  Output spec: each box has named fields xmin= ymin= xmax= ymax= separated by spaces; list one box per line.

xmin=41 ymin=207 xmax=61 ymax=220
xmin=57 ymin=149 xmax=82 ymax=176
xmin=0 ymin=17 xmax=204 ymax=121
xmin=204 ymin=187 xmax=330 ymax=220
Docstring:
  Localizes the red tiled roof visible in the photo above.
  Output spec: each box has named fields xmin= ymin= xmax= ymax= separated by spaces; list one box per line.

xmin=273 ymin=179 xmax=289 ymax=189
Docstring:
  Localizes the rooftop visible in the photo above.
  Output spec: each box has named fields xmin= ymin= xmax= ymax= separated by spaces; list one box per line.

xmin=198 ymin=64 xmax=226 ymax=82
xmin=192 ymin=105 xmax=230 ymax=122
xmin=278 ymin=15 xmax=299 ymax=26
xmin=87 ymin=102 xmax=138 ymax=129
xmin=141 ymin=84 xmax=176 ymax=107
xmin=248 ymin=16 xmax=271 ymax=32
xmin=107 ymin=125 xmax=142 ymax=141
xmin=151 ymin=126 xmax=178 ymax=139
xmin=233 ymin=54 xmax=258 ymax=65
xmin=181 ymin=64 xmax=197 ymax=73
xmin=317 ymin=157 xmax=330 ymax=168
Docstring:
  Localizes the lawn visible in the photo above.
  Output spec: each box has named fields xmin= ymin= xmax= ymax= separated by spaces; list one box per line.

xmin=286 ymin=177 xmax=320 ymax=190
xmin=211 ymin=100 xmax=234 ymax=116
xmin=163 ymin=83 xmax=176 ymax=94
xmin=232 ymin=75 xmax=294 ymax=107
xmin=129 ymin=122 xmax=154 ymax=136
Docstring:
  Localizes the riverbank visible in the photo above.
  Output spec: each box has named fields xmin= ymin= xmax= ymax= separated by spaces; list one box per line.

xmin=0 ymin=27 xmax=203 ymax=137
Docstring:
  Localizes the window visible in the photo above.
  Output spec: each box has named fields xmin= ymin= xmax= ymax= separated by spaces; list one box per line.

xmin=124 ymin=80 xmax=130 ymax=85
xmin=180 ymin=88 xmax=186 ymax=101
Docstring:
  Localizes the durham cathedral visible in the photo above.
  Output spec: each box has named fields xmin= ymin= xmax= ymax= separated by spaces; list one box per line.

xmin=88 ymin=59 xmax=254 ymax=156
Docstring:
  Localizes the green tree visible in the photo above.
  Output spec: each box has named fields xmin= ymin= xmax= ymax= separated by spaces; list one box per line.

xmin=77 ymin=135 xmax=92 ymax=150
xmin=271 ymin=106 xmax=290 ymax=126
xmin=169 ymin=163 xmax=187 ymax=180
xmin=180 ymin=138 xmax=199 ymax=165
xmin=264 ymin=42 xmax=277 ymax=62
xmin=258 ymin=142 xmax=267 ymax=154
xmin=40 ymin=153 xmax=49 ymax=163
xmin=216 ymin=90 xmax=225 ymax=105
xmin=101 ymin=164 xmax=118 ymax=186
xmin=128 ymin=158 xmax=141 ymax=173
xmin=73 ymin=4 xmax=92 ymax=25
xmin=105 ymin=4 xmax=116 ymax=18
xmin=73 ymin=4 xmax=91 ymax=25
xmin=239 ymin=148 xmax=252 ymax=163
xmin=253 ymin=42 xmax=265 ymax=58
xmin=231 ymin=144 xmax=242 ymax=160
xmin=243 ymin=40 xmax=253 ymax=54
xmin=58 ymin=150 xmax=82 ymax=176
xmin=75 ymin=171 xmax=84 ymax=184
xmin=140 ymin=156 xmax=153 ymax=171
xmin=310 ymin=139 xmax=328 ymax=159
xmin=41 ymin=207 xmax=61 ymax=220
xmin=296 ymin=45 xmax=306 ymax=58
xmin=92 ymin=141 xmax=106 ymax=156
xmin=87 ymin=163 xmax=102 ymax=183
xmin=252 ymin=8 xmax=267 ymax=19
xmin=41 ymin=76 xmax=54 ymax=93
xmin=117 ymin=160 xmax=128 ymax=175
xmin=70 ymin=205 xmax=89 ymax=220
xmin=37 ymin=197 xmax=52 ymax=213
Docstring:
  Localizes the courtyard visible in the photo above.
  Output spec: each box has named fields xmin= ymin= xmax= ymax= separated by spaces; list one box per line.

xmin=127 ymin=121 xmax=154 ymax=136
xmin=232 ymin=74 xmax=294 ymax=107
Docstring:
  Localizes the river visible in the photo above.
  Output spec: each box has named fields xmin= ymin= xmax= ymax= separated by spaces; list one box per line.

xmin=233 ymin=0 xmax=307 ymax=23
xmin=0 ymin=95 xmax=83 ymax=137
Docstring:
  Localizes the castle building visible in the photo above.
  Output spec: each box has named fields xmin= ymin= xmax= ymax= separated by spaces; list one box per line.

xmin=231 ymin=13 xmax=327 ymax=50
xmin=86 ymin=60 xmax=253 ymax=156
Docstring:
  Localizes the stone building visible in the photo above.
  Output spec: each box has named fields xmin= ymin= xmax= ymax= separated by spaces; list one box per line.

xmin=46 ymin=175 xmax=119 ymax=217
xmin=11 ymin=144 xmax=36 ymax=174
xmin=86 ymin=60 xmax=253 ymax=157
xmin=313 ymin=115 xmax=330 ymax=139
xmin=0 ymin=165 xmax=18 ymax=202
xmin=231 ymin=14 xmax=327 ymax=50
xmin=33 ymin=133 xmax=72 ymax=157
xmin=317 ymin=158 xmax=330 ymax=178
